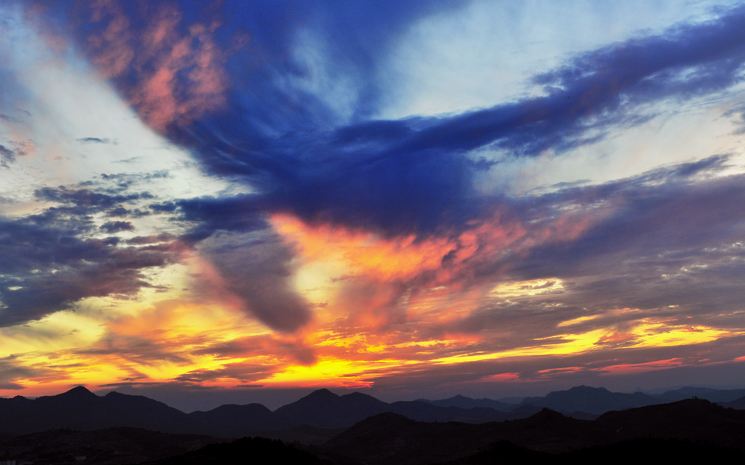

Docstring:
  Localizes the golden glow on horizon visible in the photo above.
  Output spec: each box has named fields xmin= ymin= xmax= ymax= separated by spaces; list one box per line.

xmin=0 ymin=310 xmax=106 ymax=357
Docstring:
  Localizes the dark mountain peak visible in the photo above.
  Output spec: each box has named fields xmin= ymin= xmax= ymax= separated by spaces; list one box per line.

xmin=304 ymin=388 xmax=340 ymax=401
xmin=203 ymin=403 xmax=273 ymax=415
xmin=103 ymin=390 xmax=151 ymax=401
xmin=532 ymin=407 xmax=568 ymax=420
xmin=558 ymin=385 xmax=610 ymax=395
xmin=685 ymin=386 xmax=717 ymax=393
xmin=342 ymin=391 xmax=375 ymax=399
xmin=59 ymin=385 xmax=97 ymax=398
xmin=340 ymin=391 xmax=388 ymax=406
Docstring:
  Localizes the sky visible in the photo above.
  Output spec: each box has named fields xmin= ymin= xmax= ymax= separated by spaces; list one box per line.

xmin=2 ymin=0 xmax=745 ymax=412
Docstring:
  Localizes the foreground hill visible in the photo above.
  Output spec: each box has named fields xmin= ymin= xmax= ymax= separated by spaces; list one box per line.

xmin=324 ymin=398 xmax=745 ymax=465
xmin=0 ymin=427 xmax=221 ymax=465
xmin=440 ymin=438 xmax=740 ymax=464
xmin=142 ymin=437 xmax=330 ymax=465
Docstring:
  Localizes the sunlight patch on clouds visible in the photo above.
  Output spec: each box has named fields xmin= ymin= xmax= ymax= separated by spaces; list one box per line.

xmin=490 ymin=278 xmax=564 ymax=298
xmin=558 ymin=315 xmax=600 ymax=327
xmin=598 ymin=358 xmax=684 ymax=375
xmin=0 ymin=310 xmax=106 ymax=357
xmin=624 ymin=322 xmax=737 ymax=348
xmin=264 ymin=356 xmax=416 ymax=389
xmin=431 ymin=320 xmax=739 ymax=367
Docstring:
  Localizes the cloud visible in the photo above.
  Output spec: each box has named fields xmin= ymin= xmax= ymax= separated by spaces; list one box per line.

xmin=0 ymin=185 xmax=181 ymax=326
xmin=79 ymin=0 xmax=229 ymax=131
xmin=76 ymin=137 xmax=112 ymax=144
xmin=99 ymin=220 xmax=135 ymax=233
xmin=0 ymin=144 xmax=14 ymax=167
xmin=195 ymin=231 xmax=313 ymax=333
xmin=441 ymin=157 xmax=745 ymax=343
xmin=159 ymin=4 xmax=745 ymax=248
xmin=0 ymin=357 xmax=35 ymax=390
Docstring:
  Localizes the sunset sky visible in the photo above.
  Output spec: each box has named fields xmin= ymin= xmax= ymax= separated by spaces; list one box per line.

xmin=2 ymin=0 xmax=745 ymax=411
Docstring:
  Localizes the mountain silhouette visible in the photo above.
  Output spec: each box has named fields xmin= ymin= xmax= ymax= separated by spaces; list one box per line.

xmin=325 ymin=399 xmax=745 ymax=465
xmin=596 ymin=398 xmax=745 ymax=447
xmin=419 ymin=394 xmax=512 ymax=411
xmin=4 ymin=385 xmax=745 ymax=444
xmin=517 ymin=385 xmax=660 ymax=414
xmin=0 ymin=386 xmax=193 ymax=435
xmin=0 ymin=386 xmax=518 ymax=437
xmin=719 ymin=394 xmax=745 ymax=409
xmin=656 ymin=386 xmax=745 ymax=403
xmin=271 ymin=388 xmax=515 ymax=428
xmin=273 ymin=389 xmax=389 ymax=428
xmin=188 ymin=403 xmax=278 ymax=437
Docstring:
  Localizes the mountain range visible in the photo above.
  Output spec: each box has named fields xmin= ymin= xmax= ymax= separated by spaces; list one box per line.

xmin=3 ymin=388 xmax=745 ymax=464
xmin=3 ymin=384 xmax=745 ymax=439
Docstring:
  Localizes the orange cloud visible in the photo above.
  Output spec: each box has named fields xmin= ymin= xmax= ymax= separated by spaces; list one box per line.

xmin=599 ymin=358 xmax=684 ymax=375
xmin=481 ymin=372 xmax=520 ymax=382
xmin=271 ymin=213 xmax=458 ymax=282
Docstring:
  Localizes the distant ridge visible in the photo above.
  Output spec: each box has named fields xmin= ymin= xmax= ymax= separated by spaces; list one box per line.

xmin=419 ymin=394 xmax=512 ymax=411
xmin=516 ymin=385 xmax=660 ymax=414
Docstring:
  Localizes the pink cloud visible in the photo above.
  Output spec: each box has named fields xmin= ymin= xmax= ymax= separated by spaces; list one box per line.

xmin=83 ymin=1 xmax=230 ymax=131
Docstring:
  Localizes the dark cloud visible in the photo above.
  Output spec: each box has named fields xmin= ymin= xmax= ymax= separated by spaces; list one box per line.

xmin=149 ymin=202 xmax=178 ymax=213
xmin=175 ymin=195 xmax=267 ymax=242
xmin=76 ymin=137 xmax=112 ymax=144
xmin=106 ymin=206 xmax=151 ymax=218
xmin=161 ymin=4 xmax=745 ymax=241
xmin=124 ymin=234 xmax=177 ymax=245
xmin=99 ymin=221 xmax=135 ymax=233
xmin=36 ymin=186 xmax=144 ymax=212
xmin=196 ymin=231 xmax=312 ymax=333
xmin=0 ymin=144 xmax=14 ymax=167
xmin=0 ymin=184 xmax=181 ymax=326
xmin=0 ymin=114 xmax=19 ymax=123
xmin=0 ymin=357 xmax=37 ymax=390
